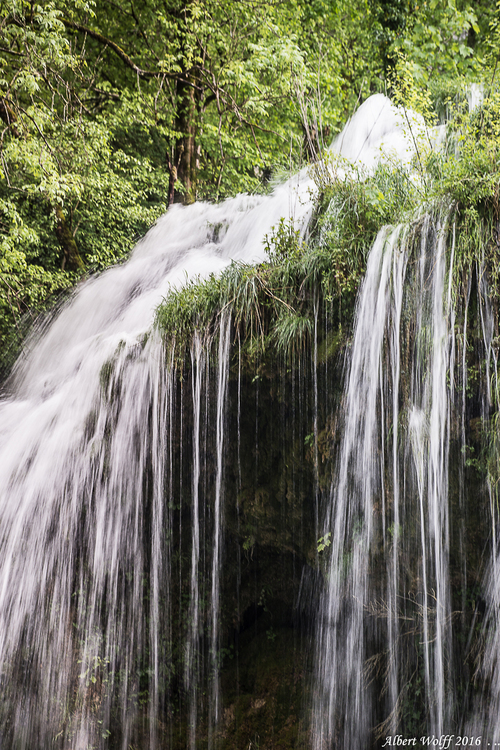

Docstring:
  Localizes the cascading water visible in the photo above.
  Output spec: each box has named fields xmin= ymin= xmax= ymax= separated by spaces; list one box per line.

xmin=0 ymin=177 xmax=315 ymax=747
xmin=463 ymin=266 xmax=500 ymax=744
xmin=312 ymin=210 xmax=460 ymax=748
xmin=310 ymin=184 xmax=500 ymax=748
xmin=0 ymin=91 xmax=496 ymax=749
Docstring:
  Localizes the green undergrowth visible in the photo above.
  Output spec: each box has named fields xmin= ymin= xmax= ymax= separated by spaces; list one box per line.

xmin=155 ymin=231 xmax=354 ymax=371
xmin=319 ymin=88 xmax=500 ymax=291
xmin=155 ymin=163 xmax=419 ymax=369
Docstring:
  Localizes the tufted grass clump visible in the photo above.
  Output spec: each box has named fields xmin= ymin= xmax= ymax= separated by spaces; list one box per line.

xmin=155 ymin=158 xmax=422 ymax=369
xmin=155 ymin=211 xmax=359 ymax=369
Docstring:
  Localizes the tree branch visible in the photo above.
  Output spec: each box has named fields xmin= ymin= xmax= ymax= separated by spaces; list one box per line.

xmin=61 ymin=18 xmax=161 ymax=79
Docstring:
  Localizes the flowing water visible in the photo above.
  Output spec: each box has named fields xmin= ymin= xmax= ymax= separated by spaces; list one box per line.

xmin=0 ymin=178 xmax=315 ymax=748
xmin=311 ymin=195 xmax=500 ymax=748
xmin=0 ymin=94 xmax=496 ymax=748
xmin=312 ymin=210 xmax=461 ymax=748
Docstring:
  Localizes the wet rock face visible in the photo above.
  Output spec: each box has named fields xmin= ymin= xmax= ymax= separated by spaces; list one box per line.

xmin=189 ymin=243 xmax=494 ymax=750
xmin=218 ymin=627 xmax=311 ymax=750
xmin=143 ymin=346 xmax=342 ymax=750
xmin=156 ymin=295 xmax=494 ymax=750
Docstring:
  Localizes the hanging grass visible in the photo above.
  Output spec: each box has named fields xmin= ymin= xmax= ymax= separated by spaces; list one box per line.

xmin=154 ymin=160 xmax=421 ymax=369
xmin=272 ymin=312 xmax=313 ymax=358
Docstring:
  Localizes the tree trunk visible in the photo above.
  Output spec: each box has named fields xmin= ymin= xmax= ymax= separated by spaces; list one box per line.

xmin=55 ymin=205 xmax=85 ymax=272
xmin=173 ymin=73 xmax=197 ymax=205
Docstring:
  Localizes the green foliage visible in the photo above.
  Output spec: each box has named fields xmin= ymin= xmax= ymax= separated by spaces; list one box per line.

xmin=264 ymin=218 xmax=302 ymax=264
xmin=0 ymin=0 xmax=499 ymax=375
xmin=0 ymin=1 xmax=174 ymax=370
xmin=428 ymin=100 xmax=500 ymax=205
xmin=155 ymin=273 xmax=221 ymax=351
xmin=154 ymin=80 xmax=498 ymax=370
xmin=311 ymin=158 xmax=419 ymax=307
xmin=272 ymin=313 xmax=313 ymax=357
xmin=156 ymin=166 xmax=394 ymax=367
xmin=156 ymin=215 xmax=342 ymax=367
xmin=0 ymin=0 xmax=387 ymax=372
xmin=317 ymin=532 xmax=331 ymax=553
xmin=376 ymin=0 xmax=480 ymax=90
xmin=410 ymin=91 xmax=500 ymax=290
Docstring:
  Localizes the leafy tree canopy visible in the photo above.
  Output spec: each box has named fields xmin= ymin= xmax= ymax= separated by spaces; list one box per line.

xmin=0 ymin=0 xmax=495 ymax=371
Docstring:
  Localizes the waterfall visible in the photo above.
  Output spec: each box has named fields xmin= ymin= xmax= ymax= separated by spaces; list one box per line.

xmin=1 ymin=92 xmax=494 ymax=748
xmin=0 ymin=179 xmax=314 ymax=747
xmin=209 ymin=312 xmax=231 ymax=746
xmin=312 ymin=208 xmax=467 ymax=747
xmin=313 ymin=223 xmax=410 ymax=748
xmin=464 ymin=260 xmax=500 ymax=744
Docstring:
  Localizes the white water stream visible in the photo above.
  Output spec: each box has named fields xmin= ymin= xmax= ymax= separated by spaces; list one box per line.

xmin=312 ymin=208 xmax=460 ymax=747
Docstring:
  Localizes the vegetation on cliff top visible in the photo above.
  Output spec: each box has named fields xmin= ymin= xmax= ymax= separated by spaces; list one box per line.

xmin=155 ymin=87 xmax=500 ymax=366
